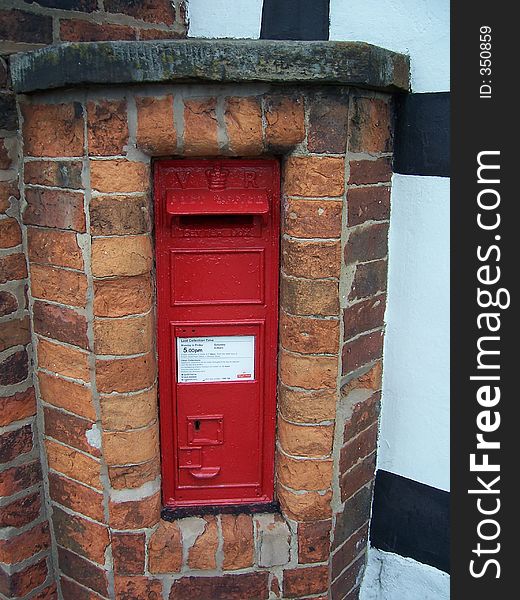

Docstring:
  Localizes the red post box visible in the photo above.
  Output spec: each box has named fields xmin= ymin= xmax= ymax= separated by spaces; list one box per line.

xmin=154 ymin=159 xmax=280 ymax=509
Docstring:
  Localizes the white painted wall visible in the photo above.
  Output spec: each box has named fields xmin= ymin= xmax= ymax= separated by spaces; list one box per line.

xmin=360 ymin=548 xmax=450 ymax=600
xmin=187 ymin=0 xmax=263 ymax=39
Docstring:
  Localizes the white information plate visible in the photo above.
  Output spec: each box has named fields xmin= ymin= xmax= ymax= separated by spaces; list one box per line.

xmin=177 ymin=336 xmax=255 ymax=383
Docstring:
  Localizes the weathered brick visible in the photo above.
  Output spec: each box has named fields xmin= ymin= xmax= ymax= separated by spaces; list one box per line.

xmin=224 ymin=96 xmax=263 ymax=155
xmin=283 ymin=565 xmax=329 ymax=598
xmin=281 ymin=276 xmax=339 ymax=316
xmin=94 ymin=313 xmax=153 ymax=356
xmin=348 ymin=158 xmax=392 ymax=185
xmin=298 ymin=519 xmax=331 ymax=564
xmin=348 ymin=96 xmax=392 ymax=154
xmin=340 ymin=424 xmax=378 ymax=474
xmin=0 ymin=315 xmax=31 ymax=352
xmin=0 ymin=290 xmax=18 ymax=316
xmin=0 ymin=181 xmax=18 ymax=211
xmin=0 ymin=522 xmax=49 ymax=565
xmin=188 ymin=516 xmax=218 ymax=570
xmin=96 ymin=352 xmax=156 ymax=393
xmin=100 ymin=387 xmax=157 ymax=431
xmin=0 ymin=9 xmax=52 ymax=44
xmin=0 ymin=388 xmax=36 ymax=426
xmin=136 ymin=95 xmax=176 ymax=155
xmin=331 ymin=555 xmax=365 ymax=600
xmin=279 ymin=385 xmax=336 ymax=424
xmin=169 ymin=573 xmax=269 ymax=600
xmin=221 ymin=514 xmax=254 ymax=571
xmin=278 ymin=418 xmax=334 ymax=458
xmin=60 ymin=19 xmax=136 ymax=42
xmin=148 ymin=520 xmax=182 ymax=573
xmin=91 ymin=235 xmax=152 ymax=277
xmin=0 ymin=138 xmax=12 ymax=170
xmin=45 ymin=439 xmax=102 ymax=490
xmin=112 ymin=532 xmax=145 ymax=575
xmin=58 ymin=546 xmax=109 ymax=597
xmin=87 ymin=99 xmax=128 ymax=156
xmin=277 ymin=485 xmax=332 ymax=521
xmin=0 ymin=490 xmax=40 ymax=528
xmin=93 ymin=274 xmax=153 ymax=317
xmin=280 ymin=312 xmax=339 ymax=354
xmin=340 ymin=452 xmax=376 ymax=501
xmin=343 ymin=391 xmax=381 ymax=442
xmin=0 ymin=349 xmax=29 ymax=385
xmin=184 ymin=99 xmax=219 ymax=156
xmin=348 ymin=185 xmax=391 ymax=227
xmin=90 ymin=160 xmax=149 ymax=193
xmin=103 ymin=422 xmax=158 ymax=465
xmin=22 ymin=102 xmax=84 ymax=157
xmin=108 ymin=457 xmax=160 ymax=490
xmin=284 ymin=156 xmax=345 ymax=197
xmin=44 ymin=406 xmax=99 ymax=457
xmin=0 ymin=253 xmax=27 ymax=283
xmin=277 ymin=452 xmax=332 ymax=491
xmin=308 ymin=90 xmax=349 ymax=154
xmin=24 ymin=160 xmax=83 ymax=189
xmin=342 ymin=330 xmax=384 ymax=375
xmin=60 ymin=576 xmax=105 ymax=600
xmin=138 ymin=28 xmax=184 ymax=40
xmin=31 ymin=264 xmax=87 ymax=307
xmin=90 ymin=194 xmax=150 ymax=236
xmin=37 ymin=337 xmax=90 ymax=382
xmin=349 ymin=260 xmax=387 ymax=300
xmin=33 ymin=300 xmax=89 ymax=349
xmin=24 ymin=188 xmax=85 ymax=232
xmin=0 ymin=217 xmax=21 ymax=248
xmin=105 ymin=0 xmax=175 ymax=24
xmin=284 ymin=197 xmax=343 ymax=239
xmin=331 ymin=524 xmax=369 ymax=581
xmin=0 ymin=558 xmax=47 ymax=598
xmin=280 ymin=350 xmax=337 ymax=390
xmin=264 ymin=95 xmax=305 ymax=149
xmin=255 ymin=513 xmax=290 ymax=568
xmin=30 ymin=582 xmax=58 ymax=600
xmin=27 ymin=227 xmax=84 ymax=270
xmin=282 ymin=238 xmax=341 ymax=279
xmin=0 ymin=461 xmax=41 ymax=497
xmin=333 ymin=486 xmax=373 ymax=548
xmin=49 ymin=472 xmax=104 ymax=522
xmin=114 ymin=576 xmax=163 ymax=600
xmin=345 ymin=223 xmax=389 ymax=265
xmin=344 ymin=295 xmax=386 ymax=340
xmin=53 ymin=506 xmax=109 ymax=564
xmin=0 ymin=424 xmax=33 ymax=464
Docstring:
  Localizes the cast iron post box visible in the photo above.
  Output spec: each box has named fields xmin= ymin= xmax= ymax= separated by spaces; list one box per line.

xmin=154 ymin=159 xmax=280 ymax=508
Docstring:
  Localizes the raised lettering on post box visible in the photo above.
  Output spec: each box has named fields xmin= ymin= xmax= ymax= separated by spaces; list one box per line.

xmin=154 ymin=159 xmax=280 ymax=508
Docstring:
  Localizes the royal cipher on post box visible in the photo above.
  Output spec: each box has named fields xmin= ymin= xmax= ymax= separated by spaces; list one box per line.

xmin=155 ymin=159 xmax=280 ymax=509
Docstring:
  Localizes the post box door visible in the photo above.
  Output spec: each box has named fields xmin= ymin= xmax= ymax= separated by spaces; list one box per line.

xmin=154 ymin=159 xmax=280 ymax=508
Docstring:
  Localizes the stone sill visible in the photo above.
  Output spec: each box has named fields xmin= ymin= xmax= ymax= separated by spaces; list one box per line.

xmin=10 ymin=39 xmax=410 ymax=94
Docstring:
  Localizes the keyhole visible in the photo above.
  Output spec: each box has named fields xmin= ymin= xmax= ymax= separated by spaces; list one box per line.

xmin=194 ymin=420 xmax=201 ymax=431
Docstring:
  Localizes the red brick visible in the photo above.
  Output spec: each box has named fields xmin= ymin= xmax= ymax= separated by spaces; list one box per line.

xmin=343 ymin=391 xmax=381 ymax=441
xmin=282 ymin=238 xmax=341 ymax=279
xmin=331 ymin=555 xmax=365 ymax=600
xmin=348 ymin=186 xmax=391 ymax=226
xmin=108 ymin=491 xmax=161 ymax=529
xmin=308 ymin=90 xmax=349 ymax=154
xmin=342 ymin=330 xmax=384 ymax=375
xmin=0 ymin=181 xmax=18 ymax=210
xmin=169 ymin=573 xmax=269 ymax=600
xmin=0 ymin=138 xmax=12 ymax=169
xmin=280 ymin=350 xmax=337 ymax=390
xmin=0 ymin=490 xmax=40 ymax=528
xmin=96 ymin=353 xmax=156 ymax=394
xmin=331 ymin=524 xmax=369 ymax=581
xmin=340 ymin=453 xmax=376 ymax=501
xmin=112 ymin=532 xmax=145 ymax=575
xmin=53 ymin=506 xmax=109 ymax=564
xmin=298 ymin=520 xmax=332 ymax=563
xmin=0 ymin=522 xmax=50 ymax=565
xmin=284 ymin=156 xmax=345 ymax=197
xmin=348 ymin=97 xmax=393 ymax=154
xmin=277 ymin=485 xmax=332 ymax=522
xmin=340 ymin=424 xmax=378 ymax=474
xmin=280 ymin=312 xmax=339 ymax=354
xmin=279 ymin=385 xmax=336 ymax=424
xmin=0 ymin=558 xmax=47 ymax=598
xmin=0 ymin=253 xmax=27 ymax=283
xmin=188 ymin=516 xmax=218 ymax=570
xmin=49 ymin=472 xmax=105 ymax=522
xmin=39 ymin=371 xmax=95 ymax=420
xmin=0 ymin=460 xmax=41 ymax=497
xmin=224 ymin=96 xmax=263 ymax=155
xmin=29 ymin=583 xmax=58 ymax=600
xmin=22 ymin=102 xmax=84 ymax=158
xmin=284 ymin=198 xmax=343 ymax=239
xmin=93 ymin=274 xmax=153 ymax=317
xmin=221 ymin=514 xmax=254 ymax=570
xmin=87 ymin=99 xmax=129 ymax=156
xmin=345 ymin=223 xmax=388 ymax=265
xmin=148 ymin=521 xmax=182 ymax=573
xmin=108 ymin=457 xmax=160 ymax=490
xmin=0 ymin=9 xmax=52 ymax=44
xmin=0 ymin=290 xmax=18 ymax=316
xmin=24 ymin=188 xmax=86 ymax=232
xmin=45 ymin=439 xmax=102 ymax=491
xmin=349 ymin=260 xmax=387 ymax=300
xmin=333 ymin=486 xmax=373 ymax=548
xmin=105 ymin=0 xmax=175 ymax=24
xmin=60 ymin=575 xmax=107 ymax=600
xmin=90 ymin=194 xmax=150 ymax=236
xmin=0 ymin=217 xmax=21 ymax=248
xmin=114 ymin=576 xmax=162 ymax=600
xmin=278 ymin=418 xmax=334 ymax=458
xmin=33 ymin=300 xmax=89 ymax=349
xmin=31 ymin=264 xmax=87 ymax=307
xmin=27 ymin=227 xmax=84 ymax=270
xmin=24 ymin=160 xmax=83 ymax=189
xmin=283 ymin=565 xmax=329 ymax=598
xmin=60 ymin=19 xmax=136 ymax=42
xmin=281 ymin=275 xmax=339 ymax=317
xmin=0 ymin=387 xmax=36 ymax=426
xmin=0 ymin=348 xmax=29 ymax=385
xmin=184 ymin=98 xmax=219 ymax=156
xmin=344 ymin=295 xmax=386 ymax=340
xmin=58 ymin=546 xmax=109 ymax=597
xmin=0 ymin=424 xmax=33 ymax=464
xmin=136 ymin=95 xmax=176 ymax=155
xmin=44 ymin=406 xmax=99 ymax=457
xmin=0 ymin=315 xmax=31 ymax=352
xmin=37 ymin=336 xmax=90 ymax=382
xmin=264 ymin=95 xmax=305 ymax=149
xmin=90 ymin=160 xmax=149 ymax=193
xmin=348 ymin=158 xmax=392 ymax=185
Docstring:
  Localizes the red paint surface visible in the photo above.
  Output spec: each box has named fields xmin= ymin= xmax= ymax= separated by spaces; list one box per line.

xmin=154 ymin=159 xmax=280 ymax=508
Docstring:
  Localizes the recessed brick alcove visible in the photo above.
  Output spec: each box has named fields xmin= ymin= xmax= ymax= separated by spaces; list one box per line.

xmin=5 ymin=41 xmax=409 ymax=600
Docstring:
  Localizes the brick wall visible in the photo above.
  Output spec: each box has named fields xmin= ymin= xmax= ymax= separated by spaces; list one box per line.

xmin=10 ymin=82 xmax=394 ymax=599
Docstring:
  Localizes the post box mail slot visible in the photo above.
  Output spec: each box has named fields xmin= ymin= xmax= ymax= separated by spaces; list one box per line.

xmin=154 ymin=159 xmax=280 ymax=508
